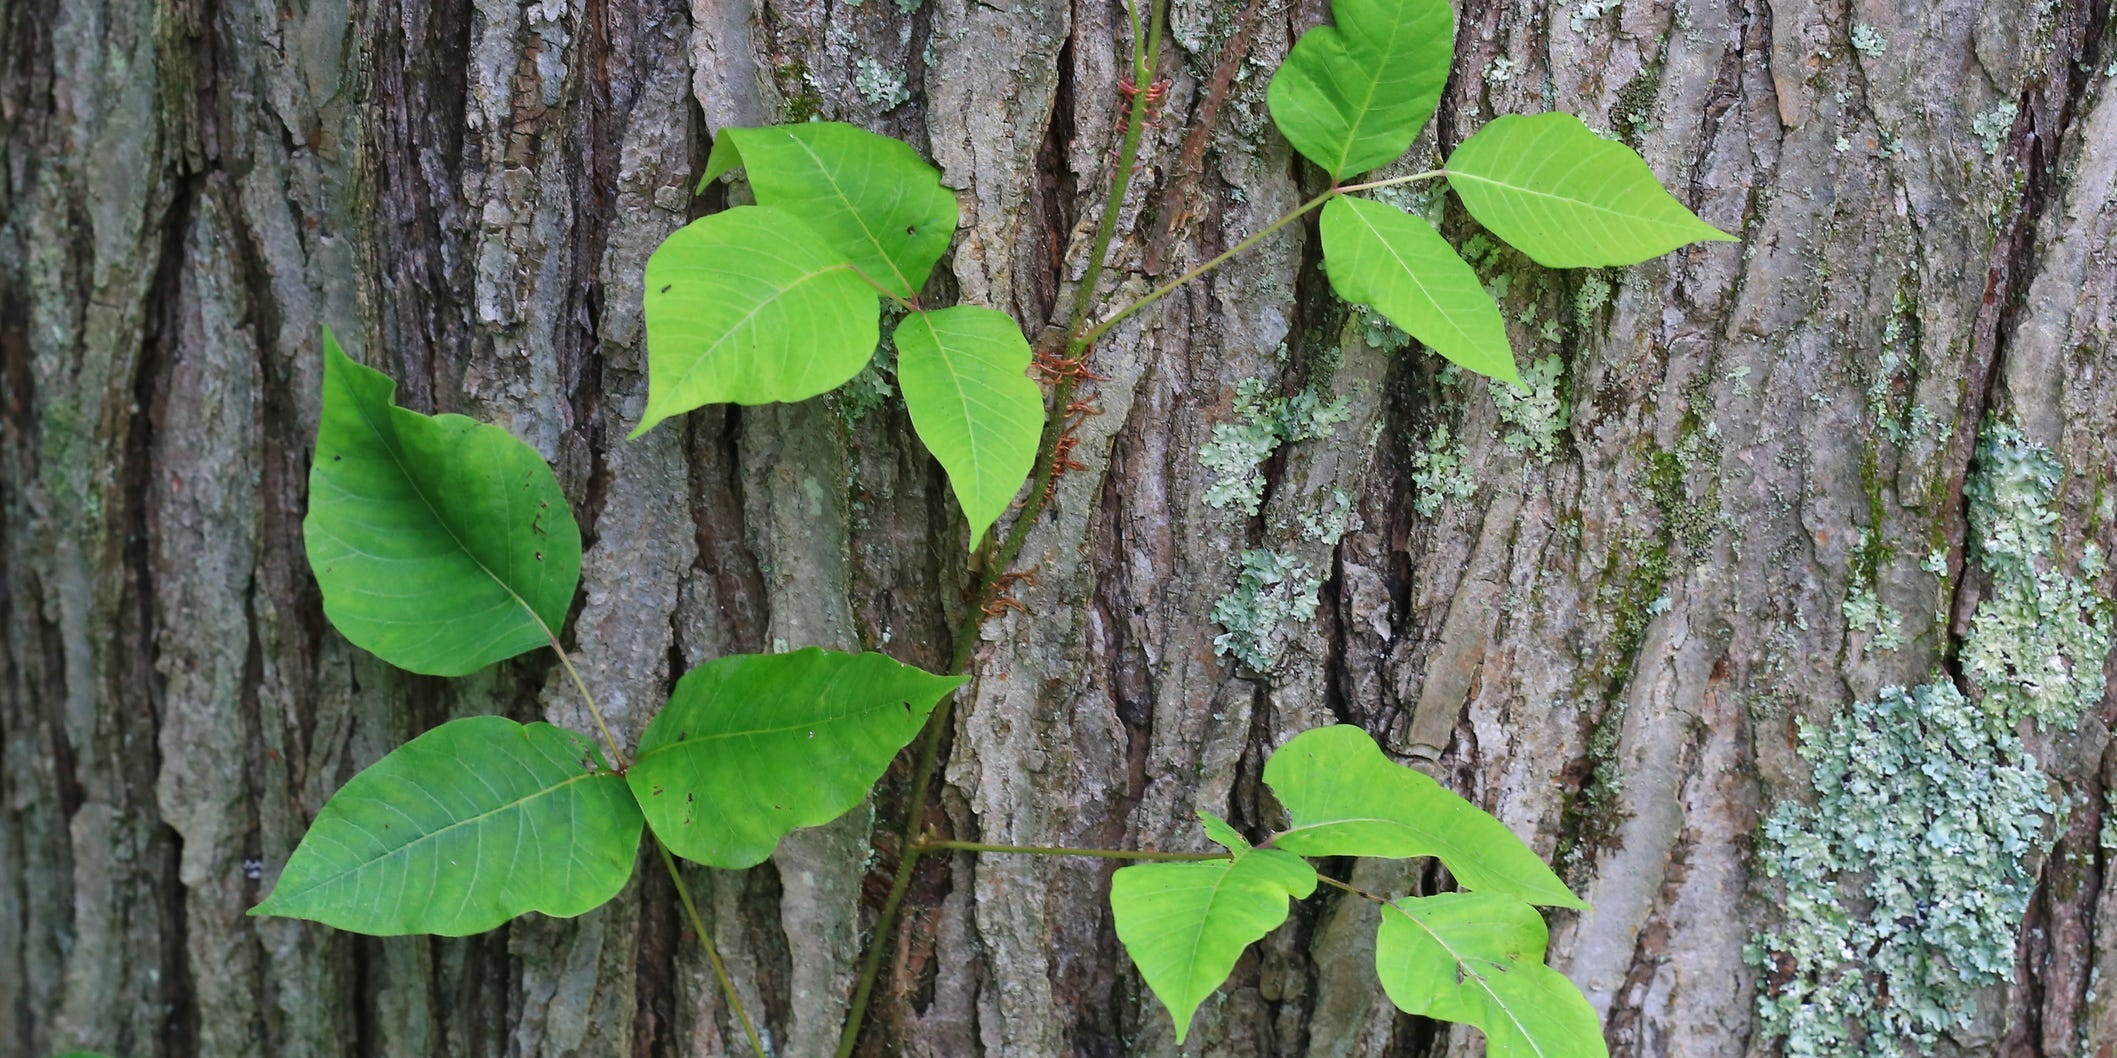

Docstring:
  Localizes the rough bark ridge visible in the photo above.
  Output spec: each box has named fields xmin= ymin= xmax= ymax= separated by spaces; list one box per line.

xmin=3 ymin=0 xmax=2115 ymax=1055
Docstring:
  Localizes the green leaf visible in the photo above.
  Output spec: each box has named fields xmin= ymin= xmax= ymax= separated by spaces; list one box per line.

xmin=627 ymin=649 xmax=965 ymax=868
xmin=1110 ymin=840 xmax=1317 ymax=1043
xmin=305 ymin=331 xmax=582 ymax=677
xmin=1265 ymin=0 xmax=1454 ymax=180
xmin=252 ymin=716 xmax=642 ymax=936
xmin=1376 ymin=893 xmax=1606 ymax=1058
xmin=1263 ymin=726 xmax=1585 ymax=908
xmin=1321 ymin=196 xmax=1519 ymax=385
xmin=1443 ymin=112 xmax=1737 ymax=268
xmin=893 ymin=307 xmax=1044 ymax=547
xmin=634 ymin=205 xmax=880 ymax=433
xmin=709 ymin=123 xmax=958 ymax=298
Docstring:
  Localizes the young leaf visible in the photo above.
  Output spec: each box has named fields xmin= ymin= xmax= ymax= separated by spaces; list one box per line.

xmin=1265 ymin=0 xmax=1454 ymax=180
xmin=627 ymin=649 xmax=965 ymax=868
xmin=1443 ymin=113 xmax=1737 ymax=267
xmin=252 ymin=716 xmax=642 ymax=936
xmin=1110 ymin=820 xmax=1317 ymax=1043
xmin=305 ymin=332 xmax=582 ymax=677
xmin=634 ymin=205 xmax=880 ymax=434
xmin=1376 ymin=892 xmax=1606 ymax=1058
xmin=707 ymin=123 xmax=958 ymax=298
xmin=1320 ymin=196 xmax=1519 ymax=385
xmin=893 ymin=307 xmax=1043 ymax=547
xmin=1263 ymin=726 xmax=1585 ymax=908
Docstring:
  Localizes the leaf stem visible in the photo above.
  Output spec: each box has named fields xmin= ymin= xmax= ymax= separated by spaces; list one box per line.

xmin=1077 ymin=169 xmax=1445 ymax=348
xmin=911 ymin=839 xmax=1229 ymax=861
xmin=1315 ymin=873 xmax=1392 ymax=906
xmin=1336 ymin=168 xmax=1446 ymax=194
xmin=1077 ymin=188 xmax=1333 ymax=349
xmin=833 ymin=4 xmax=1168 ymax=1056
xmin=545 ymin=633 xmax=628 ymax=770
xmin=546 ymin=635 xmax=765 ymax=1058
xmin=659 ymin=839 xmax=769 ymax=1058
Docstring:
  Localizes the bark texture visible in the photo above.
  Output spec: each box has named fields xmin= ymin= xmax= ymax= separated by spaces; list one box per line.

xmin=3 ymin=0 xmax=2116 ymax=1056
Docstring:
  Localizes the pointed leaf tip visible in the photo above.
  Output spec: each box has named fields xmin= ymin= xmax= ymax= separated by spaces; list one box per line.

xmin=893 ymin=307 xmax=1042 ymax=548
xmin=1111 ymin=841 xmax=1317 ymax=1042
xmin=1321 ymin=196 xmax=1520 ymax=384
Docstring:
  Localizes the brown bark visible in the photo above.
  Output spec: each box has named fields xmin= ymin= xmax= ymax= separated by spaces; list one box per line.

xmin=3 ymin=0 xmax=2115 ymax=1055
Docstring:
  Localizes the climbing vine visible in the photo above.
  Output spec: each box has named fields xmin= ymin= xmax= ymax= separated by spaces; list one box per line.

xmin=252 ymin=0 xmax=1731 ymax=1053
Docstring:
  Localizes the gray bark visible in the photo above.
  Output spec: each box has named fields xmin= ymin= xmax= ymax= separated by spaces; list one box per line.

xmin=3 ymin=0 xmax=2115 ymax=1055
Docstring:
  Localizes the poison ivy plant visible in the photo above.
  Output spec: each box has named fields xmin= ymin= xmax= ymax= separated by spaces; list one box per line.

xmin=265 ymin=0 xmax=1740 ymax=1054
xmin=627 ymin=649 xmax=965 ymax=867
xmin=1111 ymin=727 xmax=1597 ymax=1054
xmin=261 ymin=345 xmax=956 ymax=958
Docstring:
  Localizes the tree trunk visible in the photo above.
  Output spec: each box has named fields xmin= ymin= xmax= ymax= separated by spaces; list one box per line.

xmin=4 ymin=0 xmax=2115 ymax=1055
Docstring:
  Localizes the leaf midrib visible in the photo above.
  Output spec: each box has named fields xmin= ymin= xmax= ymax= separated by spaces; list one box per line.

xmin=1343 ymin=203 xmax=1481 ymax=350
xmin=788 ymin=133 xmax=917 ymax=297
xmin=270 ymin=769 xmax=609 ymax=905
xmin=1328 ymin=5 xmax=1415 ymax=179
xmin=343 ymin=382 xmax=552 ymax=644
xmin=1386 ymin=901 xmax=1553 ymax=1058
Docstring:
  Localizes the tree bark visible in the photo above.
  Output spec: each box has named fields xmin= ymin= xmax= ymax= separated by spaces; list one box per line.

xmin=4 ymin=0 xmax=2115 ymax=1056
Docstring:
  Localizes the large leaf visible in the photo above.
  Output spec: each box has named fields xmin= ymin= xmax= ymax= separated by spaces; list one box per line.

xmin=1320 ymin=196 xmax=1519 ymax=385
xmin=627 ymin=649 xmax=965 ymax=868
xmin=305 ymin=332 xmax=581 ymax=677
xmin=1265 ymin=0 xmax=1454 ymax=180
xmin=1443 ymin=113 xmax=1736 ymax=267
xmin=893 ymin=306 xmax=1043 ymax=547
xmin=634 ymin=205 xmax=879 ymax=433
xmin=1376 ymin=893 xmax=1606 ymax=1058
xmin=1263 ymin=726 xmax=1585 ymax=908
xmin=1111 ymin=816 xmax=1317 ymax=1043
xmin=707 ymin=123 xmax=958 ymax=298
xmin=252 ymin=716 xmax=642 ymax=936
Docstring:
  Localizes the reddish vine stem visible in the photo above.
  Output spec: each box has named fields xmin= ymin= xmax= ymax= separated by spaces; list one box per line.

xmin=831 ymin=4 xmax=1170 ymax=1055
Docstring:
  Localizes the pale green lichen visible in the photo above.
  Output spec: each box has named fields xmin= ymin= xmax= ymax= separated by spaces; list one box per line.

xmin=1841 ymin=588 xmax=1905 ymax=651
xmin=1974 ymin=102 xmax=2018 ymax=157
xmin=1849 ymin=23 xmax=1886 ymax=57
xmin=1199 ymin=377 xmax=1351 ymax=516
xmin=1410 ymin=424 xmax=1476 ymax=516
xmin=854 ymin=57 xmax=910 ymax=109
xmin=1484 ymin=56 xmax=1520 ymax=84
xmin=1298 ymin=488 xmax=1363 ymax=543
xmin=1750 ymin=682 xmax=2060 ymax=1056
xmin=1491 ymin=355 xmax=1571 ymax=463
xmin=1211 ymin=549 xmax=1323 ymax=670
xmin=1751 ymin=421 xmax=2114 ymax=1058
xmin=1568 ymin=0 xmax=1620 ymax=34
xmin=1960 ymin=423 xmax=2114 ymax=730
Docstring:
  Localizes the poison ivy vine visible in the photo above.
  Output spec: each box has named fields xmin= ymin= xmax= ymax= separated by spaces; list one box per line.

xmin=253 ymin=0 xmax=1731 ymax=1053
